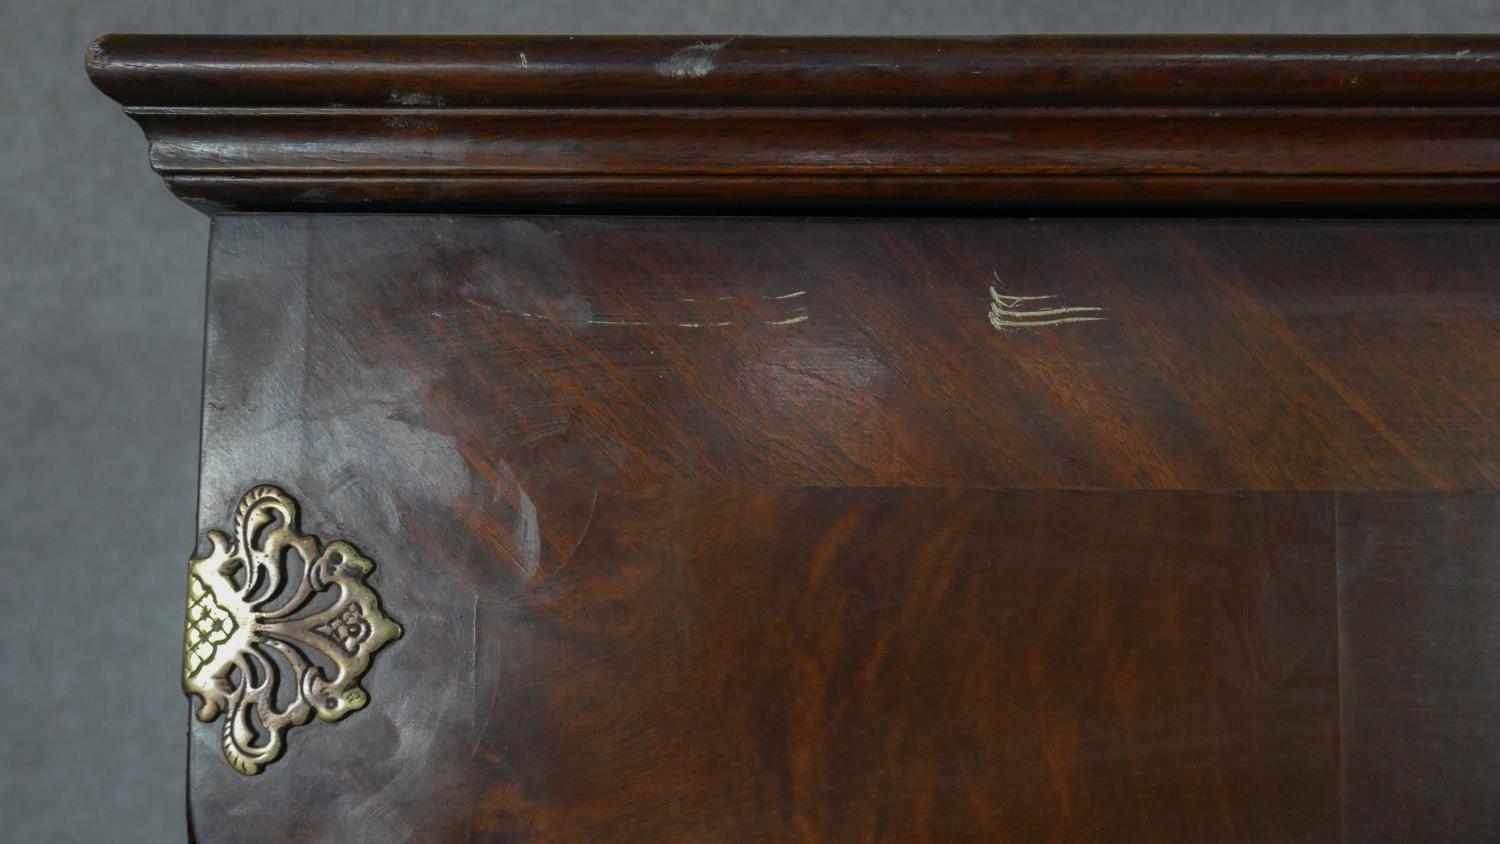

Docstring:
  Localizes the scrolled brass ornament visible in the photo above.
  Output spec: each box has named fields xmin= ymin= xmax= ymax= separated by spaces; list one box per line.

xmin=183 ymin=485 xmax=403 ymax=775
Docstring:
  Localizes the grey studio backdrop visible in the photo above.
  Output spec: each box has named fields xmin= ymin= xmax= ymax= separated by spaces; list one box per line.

xmin=4 ymin=1 xmax=1499 ymax=840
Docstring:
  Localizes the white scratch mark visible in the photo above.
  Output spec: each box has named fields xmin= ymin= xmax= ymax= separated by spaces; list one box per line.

xmin=519 ymin=52 xmax=529 ymax=68
xmin=675 ymin=320 xmax=735 ymax=328
xmin=381 ymin=114 xmax=438 ymax=132
xmin=767 ymin=314 xmax=810 ymax=326
xmin=993 ymin=304 xmax=1106 ymax=318
xmin=472 ymin=301 xmax=650 ymax=326
xmin=988 ymin=284 xmax=1107 ymax=333
xmin=655 ymin=41 xmax=727 ymax=79
xmin=387 ymin=90 xmax=446 ymax=107
xmin=765 ymin=290 xmax=807 ymax=300
xmin=992 ymin=315 xmax=1110 ymax=328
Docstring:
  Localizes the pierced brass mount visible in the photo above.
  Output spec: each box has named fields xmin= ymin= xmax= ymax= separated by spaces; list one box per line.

xmin=183 ymin=485 xmax=402 ymax=775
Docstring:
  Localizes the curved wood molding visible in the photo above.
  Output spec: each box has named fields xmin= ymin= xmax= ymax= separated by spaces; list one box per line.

xmin=87 ymin=35 xmax=1500 ymax=212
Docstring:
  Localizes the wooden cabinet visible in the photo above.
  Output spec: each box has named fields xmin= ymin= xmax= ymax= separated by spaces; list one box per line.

xmin=91 ymin=36 xmax=1500 ymax=842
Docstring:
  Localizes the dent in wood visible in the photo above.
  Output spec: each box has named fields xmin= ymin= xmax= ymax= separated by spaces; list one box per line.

xmin=654 ymin=41 xmax=728 ymax=79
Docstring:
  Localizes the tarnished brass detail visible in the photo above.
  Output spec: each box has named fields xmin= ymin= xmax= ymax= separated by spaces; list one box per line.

xmin=183 ymin=485 xmax=403 ymax=775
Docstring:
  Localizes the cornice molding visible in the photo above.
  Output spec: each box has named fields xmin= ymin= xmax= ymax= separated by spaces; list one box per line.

xmin=88 ymin=35 xmax=1500 ymax=212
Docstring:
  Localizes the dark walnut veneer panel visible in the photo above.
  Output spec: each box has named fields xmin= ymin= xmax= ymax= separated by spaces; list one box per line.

xmin=465 ymin=487 xmax=1336 ymax=843
xmin=1339 ymin=493 xmax=1500 ymax=843
xmin=189 ymin=481 xmax=1338 ymax=843
xmin=203 ymin=215 xmax=1499 ymax=501
xmin=185 ymin=213 xmax=1500 ymax=841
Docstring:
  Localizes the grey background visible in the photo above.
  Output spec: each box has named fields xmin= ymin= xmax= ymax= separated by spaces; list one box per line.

xmin=3 ymin=0 xmax=1498 ymax=840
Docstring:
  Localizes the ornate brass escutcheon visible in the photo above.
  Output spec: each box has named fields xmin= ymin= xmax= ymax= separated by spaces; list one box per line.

xmin=183 ymin=485 xmax=402 ymax=775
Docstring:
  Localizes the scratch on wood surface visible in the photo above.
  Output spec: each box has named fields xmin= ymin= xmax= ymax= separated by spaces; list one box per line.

xmin=515 ymin=486 xmax=541 ymax=580
xmin=381 ymin=114 xmax=439 ymax=132
xmin=387 ymin=90 xmax=446 ymax=107
xmin=469 ymin=593 xmax=482 ymax=759
xmin=463 ymin=291 xmax=809 ymax=329
xmin=988 ymin=279 xmax=1107 ymax=332
xmin=564 ymin=489 xmax=599 ymax=568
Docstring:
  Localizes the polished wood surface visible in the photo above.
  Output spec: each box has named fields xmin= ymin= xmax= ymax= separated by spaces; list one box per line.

xmin=1339 ymin=493 xmax=1500 ymax=842
xmin=202 ymin=216 xmax=1500 ymax=494
xmin=180 ymin=214 xmax=1500 ymax=841
xmin=87 ymin=35 xmax=1500 ymax=211
xmin=191 ymin=486 xmax=1342 ymax=842
xmin=86 ymin=35 xmax=1500 ymax=107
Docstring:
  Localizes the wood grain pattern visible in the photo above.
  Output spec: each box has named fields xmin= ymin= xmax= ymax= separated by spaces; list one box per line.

xmin=180 ymin=213 xmax=1499 ymax=841
xmin=202 ymin=215 xmax=1500 ymax=498
xmin=469 ymin=486 xmax=1338 ymax=842
xmin=186 ymin=482 xmax=1339 ymax=843
xmin=1339 ymin=493 xmax=1500 ymax=843
xmin=85 ymin=36 xmax=1500 ymax=211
